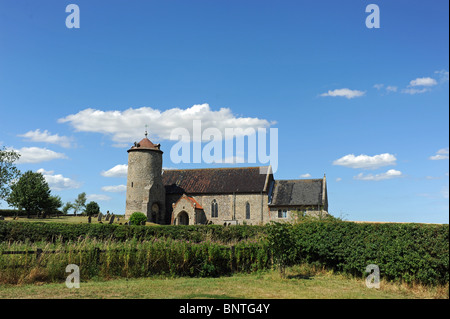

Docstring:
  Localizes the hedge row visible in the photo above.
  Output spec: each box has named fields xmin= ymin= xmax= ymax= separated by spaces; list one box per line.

xmin=0 ymin=210 xmax=28 ymax=217
xmin=0 ymin=221 xmax=265 ymax=243
xmin=271 ymin=221 xmax=449 ymax=286
xmin=0 ymin=238 xmax=271 ymax=284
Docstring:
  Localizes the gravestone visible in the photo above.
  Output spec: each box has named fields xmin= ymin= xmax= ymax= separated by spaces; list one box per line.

xmin=105 ymin=213 xmax=110 ymax=221
xmin=88 ymin=216 xmax=92 ymax=224
xmin=97 ymin=213 xmax=103 ymax=222
xmin=109 ymin=214 xmax=115 ymax=224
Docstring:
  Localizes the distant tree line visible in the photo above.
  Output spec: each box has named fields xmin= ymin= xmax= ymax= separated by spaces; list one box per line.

xmin=0 ymin=147 xmax=100 ymax=218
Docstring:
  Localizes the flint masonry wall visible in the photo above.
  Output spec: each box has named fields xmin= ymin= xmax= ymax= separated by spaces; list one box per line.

xmin=192 ymin=193 xmax=270 ymax=225
xmin=125 ymin=149 xmax=165 ymax=220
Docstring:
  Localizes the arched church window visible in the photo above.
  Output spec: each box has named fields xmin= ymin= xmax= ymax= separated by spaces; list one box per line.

xmin=246 ymin=202 xmax=250 ymax=219
xmin=211 ymin=200 xmax=218 ymax=218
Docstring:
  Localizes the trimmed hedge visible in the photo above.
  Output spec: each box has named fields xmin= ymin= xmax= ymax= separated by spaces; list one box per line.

xmin=270 ymin=221 xmax=449 ymax=286
xmin=0 ymin=210 xmax=28 ymax=217
xmin=1 ymin=220 xmax=448 ymax=285
xmin=0 ymin=221 xmax=265 ymax=243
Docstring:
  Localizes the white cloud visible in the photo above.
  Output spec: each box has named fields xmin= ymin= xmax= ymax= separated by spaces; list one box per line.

xmin=36 ymin=168 xmax=81 ymax=191
xmin=101 ymin=185 xmax=127 ymax=193
xmin=386 ymin=86 xmax=398 ymax=93
xmin=354 ymin=169 xmax=403 ymax=181
xmin=101 ymin=164 xmax=128 ymax=178
xmin=336 ymin=177 xmax=342 ymax=182
xmin=429 ymin=148 xmax=449 ymax=160
xmin=320 ymin=88 xmax=366 ymax=99
xmin=434 ymin=69 xmax=449 ymax=83
xmin=333 ymin=153 xmax=397 ymax=170
xmin=373 ymin=84 xmax=384 ymax=90
xmin=13 ymin=147 xmax=67 ymax=164
xmin=58 ymin=104 xmax=274 ymax=144
xmin=401 ymin=88 xmax=430 ymax=95
xmin=409 ymin=77 xmax=438 ymax=87
xmin=87 ymin=194 xmax=112 ymax=202
xmin=19 ymin=129 xmax=72 ymax=148
xmin=300 ymin=173 xmax=311 ymax=178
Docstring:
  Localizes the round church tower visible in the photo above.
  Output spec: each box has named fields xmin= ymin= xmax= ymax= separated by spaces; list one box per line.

xmin=125 ymin=131 xmax=165 ymax=223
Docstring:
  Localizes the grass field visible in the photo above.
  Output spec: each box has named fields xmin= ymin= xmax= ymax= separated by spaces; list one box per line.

xmin=0 ymin=265 xmax=447 ymax=299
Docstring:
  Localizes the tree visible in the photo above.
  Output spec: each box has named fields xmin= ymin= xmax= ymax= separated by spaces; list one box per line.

xmin=7 ymin=170 xmax=51 ymax=218
xmin=84 ymin=201 xmax=100 ymax=217
xmin=73 ymin=192 xmax=86 ymax=216
xmin=0 ymin=147 xmax=21 ymax=203
xmin=129 ymin=212 xmax=147 ymax=225
xmin=62 ymin=202 xmax=74 ymax=215
xmin=43 ymin=195 xmax=63 ymax=218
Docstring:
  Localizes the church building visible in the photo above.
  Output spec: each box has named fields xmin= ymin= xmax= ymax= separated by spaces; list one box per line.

xmin=125 ymin=134 xmax=328 ymax=225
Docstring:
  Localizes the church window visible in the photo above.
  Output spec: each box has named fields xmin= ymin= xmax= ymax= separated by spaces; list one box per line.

xmin=246 ymin=202 xmax=250 ymax=219
xmin=211 ymin=200 xmax=218 ymax=218
xmin=278 ymin=209 xmax=287 ymax=218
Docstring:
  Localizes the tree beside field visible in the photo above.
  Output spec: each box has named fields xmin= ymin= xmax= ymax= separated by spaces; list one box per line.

xmin=7 ymin=171 xmax=52 ymax=218
xmin=0 ymin=147 xmax=21 ymax=204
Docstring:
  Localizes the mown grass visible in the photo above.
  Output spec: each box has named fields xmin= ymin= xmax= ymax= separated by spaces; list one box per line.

xmin=0 ymin=265 xmax=447 ymax=299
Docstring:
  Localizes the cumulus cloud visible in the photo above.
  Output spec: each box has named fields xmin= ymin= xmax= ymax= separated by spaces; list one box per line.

xmin=300 ymin=173 xmax=312 ymax=178
xmin=19 ymin=129 xmax=72 ymax=148
xmin=429 ymin=148 xmax=449 ymax=160
xmin=101 ymin=164 xmax=128 ymax=178
xmin=401 ymin=75 xmax=440 ymax=94
xmin=13 ymin=147 xmax=67 ymax=164
xmin=320 ymin=88 xmax=366 ymax=99
xmin=58 ymin=104 xmax=274 ymax=144
xmin=101 ymin=185 xmax=127 ymax=193
xmin=333 ymin=153 xmax=397 ymax=170
xmin=36 ymin=168 xmax=81 ymax=191
xmin=409 ymin=77 xmax=438 ymax=87
xmin=354 ymin=169 xmax=403 ymax=181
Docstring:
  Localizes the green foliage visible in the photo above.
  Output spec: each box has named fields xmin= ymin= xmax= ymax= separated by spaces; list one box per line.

xmin=0 ymin=222 xmax=265 ymax=243
xmin=6 ymin=171 xmax=51 ymax=218
xmin=0 ymin=209 xmax=27 ymax=217
xmin=62 ymin=202 xmax=73 ymax=215
xmin=43 ymin=195 xmax=63 ymax=217
xmin=129 ymin=212 xmax=148 ymax=225
xmin=0 ymin=220 xmax=447 ymax=286
xmin=72 ymin=192 xmax=86 ymax=216
xmin=267 ymin=220 xmax=449 ymax=286
xmin=0 ymin=237 xmax=271 ymax=283
xmin=84 ymin=201 xmax=100 ymax=217
xmin=266 ymin=222 xmax=296 ymax=276
xmin=0 ymin=147 xmax=21 ymax=203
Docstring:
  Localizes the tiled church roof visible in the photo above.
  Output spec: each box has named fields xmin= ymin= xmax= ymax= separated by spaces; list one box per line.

xmin=163 ymin=166 xmax=271 ymax=194
xmin=270 ymin=179 xmax=326 ymax=206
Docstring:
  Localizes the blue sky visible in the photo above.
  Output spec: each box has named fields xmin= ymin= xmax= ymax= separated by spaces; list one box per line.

xmin=0 ymin=0 xmax=448 ymax=223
